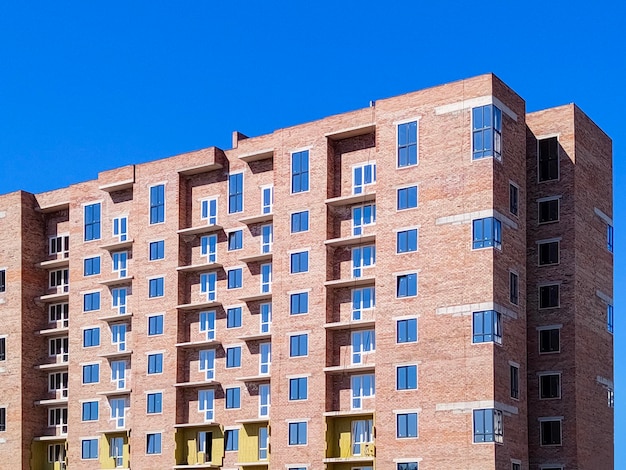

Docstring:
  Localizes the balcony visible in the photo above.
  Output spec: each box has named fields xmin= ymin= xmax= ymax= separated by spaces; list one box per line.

xmin=177 ymin=262 xmax=223 ymax=273
xmin=238 ymin=147 xmax=273 ymax=163
xmin=174 ymin=424 xmax=223 ymax=469
xmin=98 ymin=350 xmax=133 ymax=360
xmin=36 ymin=292 xmax=69 ymax=303
xmin=36 ymin=362 xmax=69 ymax=372
xmin=239 ymin=292 xmax=272 ymax=303
xmin=324 ymin=319 xmax=376 ymax=331
xmin=99 ymin=312 xmax=133 ymax=323
xmin=36 ymin=326 xmax=69 ymax=337
xmin=325 ymin=123 xmax=375 ymax=141
xmin=324 ymin=276 xmax=375 ymax=289
xmin=324 ymin=363 xmax=375 ymax=374
xmin=239 ymin=252 xmax=272 ymax=264
xmin=177 ymin=300 xmax=221 ymax=311
xmin=238 ymin=213 xmax=273 ymax=225
xmin=236 ymin=373 xmax=271 ymax=383
xmin=174 ymin=379 xmax=220 ymax=388
xmin=178 ymin=224 xmax=223 ymax=237
xmin=37 ymin=258 xmax=69 ymax=269
xmin=34 ymin=398 xmax=68 ymax=407
xmin=325 ymin=234 xmax=376 ymax=248
xmin=325 ymin=414 xmax=375 ymax=464
xmin=175 ymin=339 xmax=221 ymax=349
xmin=325 ymin=191 xmax=376 ymax=207
xmin=99 ymin=275 xmax=134 ymax=287
xmin=99 ymin=239 xmax=134 ymax=251
xmin=96 ymin=389 xmax=132 ymax=397
xmin=236 ymin=332 xmax=271 ymax=342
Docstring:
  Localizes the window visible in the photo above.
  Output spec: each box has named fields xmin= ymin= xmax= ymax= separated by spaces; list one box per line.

xmin=289 ymin=377 xmax=308 ymax=401
xmin=49 ymin=337 xmax=69 ymax=362
xmin=354 ymin=162 xmax=377 ymax=193
xmin=225 ymin=387 xmax=241 ymax=409
xmin=397 ymin=413 xmax=418 ymax=438
xmin=111 ymin=325 xmax=126 ymax=353
xmin=149 ymin=277 xmax=164 ymax=298
xmin=539 ymin=284 xmax=559 ymax=309
xmin=396 ymin=273 xmax=417 ymax=298
xmin=472 ymin=104 xmax=502 ymax=160
xmin=353 ymin=203 xmax=376 ymax=236
xmin=290 ymin=334 xmax=308 ymax=357
xmin=201 ymin=197 xmax=218 ymax=224
xmin=112 ymin=216 xmax=128 ymax=241
xmin=288 ymin=422 xmax=307 ymax=445
xmin=225 ymin=429 xmax=239 ymax=451
xmin=540 ymin=419 xmax=562 ymax=446
xmin=259 ymin=426 xmax=269 ymax=460
xmin=472 ymin=217 xmax=502 ymax=249
xmin=352 ymin=287 xmax=375 ymax=320
xmin=228 ymin=173 xmax=244 ymax=213
xmin=49 ymin=372 xmax=68 ymax=397
xmin=261 ymin=263 xmax=272 ymax=293
xmin=291 ymin=150 xmax=310 ymax=193
xmin=0 ymin=270 xmax=5 ymax=293
xmin=110 ymin=436 xmax=124 ymax=465
xmin=260 ymin=303 xmax=272 ymax=333
xmin=473 ymin=310 xmax=502 ymax=344
xmin=608 ymin=388 xmax=615 ymax=408
xmin=84 ymin=257 xmax=100 ymax=276
xmin=290 ymin=251 xmax=308 ymax=273
xmin=259 ymin=384 xmax=270 ymax=417
xmin=227 ymin=307 xmax=242 ymax=328
xmin=608 ymin=304 xmax=614 ymax=334
xmin=398 ymin=121 xmax=418 ymax=167
xmin=147 ymin=392 xmax=163 ymax=414
xmin=259 ymin=342 xmax=271 ymax=375
xmin=261 ymin=224 xmax=273 ymax=253
xmin=227 ymin=268 xmax=243 ymax=289
xmin=538 ymin=137 xmax=559 ymax=181
xmin=228 ymin=230 xmax=243 ymax=251
xmin=539 ymin=240 xmax=559 ymax=265
xmin=82 ymin=364 xmax=100 ymax=384
xmin=539 ymin=328 xmax=560 ymax=353
xmin=262 ymin=185 xmax=273 ymax=214
xmin=226 ymin=346 xmax=242 ymax=368
xmin=290 ymin=292 xmax=309 ymax=315
xmin=112 ymin=251 xmax=128 ymax=278
xmin=540 ymin=374 xmax=561 ymax=399
xmin=84 ymin=203 xmax=101 ymax=241
xmin=49 ymin=302 xmax=69 ymax=326
xmin=510 ymin=272 xmax=519 ymax=305
xmin=398 ymin=464 xmax=418 ymax=470
xmin=50 ymin=269 xmax=69 ymax=291
xmin=291 ymin=211 xmax=309 ymax=233
xmin=397 ymin=186 xmax=418 ymax=210
xmin=146 ymin=433 xmax=162 ymax=454
xmin=200 ymin=272 xmax=217 ymax=301
xmin=199 ymin=349 xmax=216 ymax=379
xmin=509 ymin=183 xmax=519 ymax=216
xmin=146 ymin=315 xmax=163 ymax=336
xmin=198 ymin=389 xmax=215 ymax=421
xmin=200 ymin=310 xmax=216 ymax=340
xmin=352 ymin=245 xmax=375 ymax=278
xmin=397 ymin=318 xmax=418 ymax=343
xmin=397 ymin=365 xmax=417 ymax=390
xmin=49 ymin=234 xmax=69 ymax=257
xmin=352 ymin=419 xmax=374 ymax=455
xmin=81 ymin=439 xmax=99 ymax=459
xmin=150 ymin=184 xmax=165 ymax=224
xmin=200 ymin=235 xmax=217 ymax=262
xmin=83 ymin=292 xmax=101 ymax=312
xmin=0 ymin=337 xmax=5 ymax=361
xmin=510 ymin=365 xmax=519 ymax=399
xmin=397 ymin=229 xmax=418 ymax=253
xmin=352 ymin=330 xmax=375 ymax=364
xmin=473 ymin=408 xmax=503 ymax=443
xmin=0 ymin=407 xmax=5 ymax=432
xmin=351 ymin=374 xmax=375 ymax=409
xmin=111 ymin=362 xmax=126 ymax=390
xmin=608 ymin=224 xmax=614 ymax=253
xmin=112 ymin=288 xmax=127 ymax=315
xmin=82 ymin=401 xmax=98 ymax=421
xmin=83 ymin=328 xmax=100 ymax=347
xmin=511 ymin=464 xmax=521 ymax=470
xmin=148 ymin=353 xmax=163 ymax=374
xmin=539 ymin=199 xmax=559 ymax=223
xmin=149 ymin=240 xmax=165 ymax=260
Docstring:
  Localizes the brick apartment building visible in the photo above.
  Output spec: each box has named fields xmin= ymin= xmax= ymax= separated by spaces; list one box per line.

xmin=0 ymin=74 xmax=613 ymax=469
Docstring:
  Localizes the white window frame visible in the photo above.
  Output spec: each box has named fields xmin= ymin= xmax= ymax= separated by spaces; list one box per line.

xmin=200 ymin=196 xmax=219 ymax=225
xmin=352 ymin=161 xmax=377 ymax=194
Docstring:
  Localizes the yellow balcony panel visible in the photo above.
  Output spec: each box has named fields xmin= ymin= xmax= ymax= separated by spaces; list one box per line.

xmin=36 ymin=326 xmax=69 ymax=337
xmin=239 ymin=253 xmax=272 ymax=264
xmin=236 ymin=373 xmax=271 ymax=383
xmin=325 ymin=123 xmax=376 ymax=141
xmin=177 ymin=300 xmax=222 ymax=311
xmin=96 ymin=389 xmax=131 ymax=397
xmin=98 ymin=312 xmax=133 ymax=323
xmin=175 ymin=339 xmax=221 ymax=349
xmin=98 ymin=276 xmax=134 ymax=287
xmin=177 ymin=262 xmax=223 ymax=273
xmin=36 ymin=258 xmax=69 ymax=269
xmin=325 ymin=192 xmax=376 ymax=207
xmin=238 ymin=148 xmax=274 ymax=163
xmin=239 ymin=292 xmax=272 ymax=303
xmin=36 ymin=292 xmax=69 ymax=303
xmin=324 ymin=320 xmax=376 ymax=331
xmin=35 ymin=362 xmax=68 ymax=371
xmin=236 ymin=332 xmax=271 ymax=342
xmin=178 ymin=224 xmax=223 ymax=237
xmin=324 ymin=363 xmax=375 ymax=374
xmin=98 ymin=350 xmax=133 ymax=359
xmin=174 ymin=380 xmax=220 ymax=389
xmin=34 ymin=398 xmax=68 ymax=406
xmin=99 ymin=239 xmax=134 ymax=251
xmin=324 ymin=276 xmax=375 ymax=289
xmin=325 ymin=233 xmax=376 ymax=248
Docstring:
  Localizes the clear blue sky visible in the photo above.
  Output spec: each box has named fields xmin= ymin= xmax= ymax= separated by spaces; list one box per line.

xmin=1 ymin=0 xmax=624 ymax=460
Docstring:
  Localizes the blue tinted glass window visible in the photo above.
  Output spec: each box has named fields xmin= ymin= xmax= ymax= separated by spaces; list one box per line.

xmin=84 ymin=256 xmax=101 ymax=276
xmin=146 ymin=433 xmax=162 ymax=454
xmin=290 ymin=292 xmax=308 ymax=315
xmin=290 ymin=334 xmax=308 ymax=357
xmin=397 ymin=273 xmax=417 ymax=298
xmin=147 ymin=392 xmax=163 ymax=413
xmin=291 ymin=211 xmax=309 ymax=233
xmin=288 ymin=422 xmax=307 ymax=445
xmin=82 ymin=401 xmax=99 ymax=421
xmin=83 ymin=292 xmax=101 ymax=311
xmin=472 ymin=310 xmax=502 ymax=343
xmin=398 ymin=121 xmax=418 ymax=167
xmin=290 ymin=251 xmax=308 ymax=273
xmin=226 ymin=347 xmax=242 ymax=368
xmin=150 ymin=240 xmax=165 ymax=260
xmin=397 ymin=412 xmax=418 ymax=438
xmin=228 ymin=230 xmax=243 ymax=251
xmin=397 ymin=186 xmax=418 ymax=210
xmin=472 ymin=217 xmax=502 ymax=249
xmin=289 ymin=377 xmax=308 ymax=400
xmin=227 ymin=268 xmax=243 ymax=289
xmin=148 ymin=315 xmax=164 ymax=336
xmin=148 ymin=353 xmax=163 ymax=374
xmin=150 ymin=185 xmax=165 ymax=224
xmin=291 ymin=150 xmax=310 ymax=193
xmin=225 ymin=387 xmax=241 ymax=409
xmin=228 ymin=173 xmax=244 ymax=214
xmin=84 ymin=203 xmax=101 ymax=241
xmin=397 ymin=229 xmax=418 ymax=253
xmin=82 ymin=364 xmax=99 ymax=384
xmin=225 ymin=429 xmax=239 ymax=451
xmin=149 ymin=277 xmax=164 ymax=297
xmin=227 ymin=307 xmax=242 ymax=328
xmin=397 ymin=365 xmax=418 ymax=390
xmin=83 ymin=327 xmax=100 ymax=347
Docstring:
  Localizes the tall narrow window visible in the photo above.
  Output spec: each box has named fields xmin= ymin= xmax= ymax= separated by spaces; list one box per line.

xmin=112 ymin=251 xmax=128 ymax=278
xmin=509 ymin=183 xmax=519 ymax=216
xmin=261 ymin=224 xmax=273 ymax=253
xmin=113 ymin=216 xmax=128 ymax=241
xmin=0 ymin=337 xmax=5 ymax=361
xmin=199 ymin=349 xmax=216 ymax=379
xmin=261 ymin=263 xmax=272 ymax=293
xmin=198 ymin=389 xmax=215 ymax=421
xmin=260 ymin=303 xmax=272 ymax=333
xmin=352 ymin=330 xmax=375 ymax=364
xmin=259 ymin=426 xmax=269 ymax=460
xmin=0 ymin=270 xmax=6 ymax=293
xmin=200 ymin=235 xmax=217 ymax=262
xmin=607 ymin=304 xmax=614 ymax=334
xmin=291 ymin=150 xmax=310 ymax=193
xmin=352 ymin=419 xmax=374 ymax=455
xmin=509 ymin=272 xmax=519 ymax=305
xmin=352 ymin=287 xmax=375 ymax=320
xmin=398 ymin=121 xmax=418 ymax=167
xmin=259 ymin=343 xmax=271 ymax=375
xmin=472 ymin=104 xmax=502 ymax=160
xmin=510 ymin=365 xmax=519 ymax=399
xmin=200 ymin=273 xmax=217 ymax=301
xmin=149 ymin=184 xmax=165 ymax=224
xmin=607 ymin=224 xmax=614 ymax=253
xmin=259 ymin=384 xmax=270 ymax=417
xmin=228 ymin=173 xmax=244 ymax=214
xmin=351 ymin=374 xmax=374 ymax=409
xmin=84 ymin=203 xmax=101 ymax=241
xmin=538 ymin=137 xmax=559 ymax=182
xmin=112 ymin=288 xmax=127 ymax=315
xmin=199 ymin=310 xmax=216 ymax=340
xmin=262 ymin=186 xmax=273 ymax=214
xmin=201 ymin=197 xmax=218 ymax=225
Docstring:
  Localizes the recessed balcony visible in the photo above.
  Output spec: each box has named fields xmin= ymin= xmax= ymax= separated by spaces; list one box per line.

xmin=99 ymin=239 xmax=134 ymax=251
xmin=236 ymin=373 xmax=271 ymax=383
xmin=176 ymin=300 xmax=222 ymax=311
xmin=176 ymin=262 xmax=223 ymax=273
xmin=238 ymin=148 xmax=274 ymax=163
xmin=324 ymin=363 xmax=375 ymax=374
xmin=178 ymin=224 xmax=223 ymax=237
xmin=239 ymin=253 xmax=272 ymax=264
xmin=238 ymin=213 xmax=273 ymax=225
xmin=325 ymin=123 xmax=376 ymax=141
xmin=99 ymin=276 xmax=134 ymax=287
xmin=37 ymin=258 xmax=69 ymax=269
xmin=324 ymin=319 xmax=376 ymax=331
xmin=324 ymin=276 xmax=375 ymax=289
xmin=175 ymin=339 xmax=221 ymax=349
xmin=325 ymin=192 xmax=376 ymax=207
xmin=174 ymin=380 xmax=220 ymax=388
xmin=325 ymin=234 xmax=376 ymax=248
xmin=98 ymin=312 xmax=133 ymax=323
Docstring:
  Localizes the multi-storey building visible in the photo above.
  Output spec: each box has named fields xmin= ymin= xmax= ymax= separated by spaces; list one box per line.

xmin=0 ymin=73 xmax=613 ymax=470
